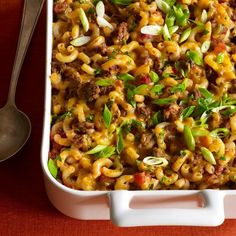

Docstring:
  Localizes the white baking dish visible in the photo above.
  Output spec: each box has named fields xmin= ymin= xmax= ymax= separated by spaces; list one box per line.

xmin=41 ymin=0 xmax=236 ymax=227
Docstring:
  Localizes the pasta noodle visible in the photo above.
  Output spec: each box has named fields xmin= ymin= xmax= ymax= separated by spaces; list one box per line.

xmin=48 ymin=0 xmax=236 ymax=190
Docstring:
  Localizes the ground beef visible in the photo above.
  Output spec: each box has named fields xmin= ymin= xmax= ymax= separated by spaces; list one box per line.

xmin=163 ymin=103 xmax=180 ymax=122
xmin=53 ymin=1 xmax=67 ymax=14
xmin=99 ymin=85 xmax=114 ymax=95
xmin=81 ymin=82 xmax=100 ymax=102
xmin=115 ymin=22 xmax=129 ymax=44
xmin=136 ymin=106 xmax=152 ymax=121
xmin=72 ymin=134 xmax=91 ymax=151
xmin=229 ymin=0 xmax=236 ymax=8
xmin=140 ymin=132 xmax=155 ymax=149
xmin=73 ymin=121 xmax=95 ymax=135
xmin=228 ymin=79 xmax=236 ymax=93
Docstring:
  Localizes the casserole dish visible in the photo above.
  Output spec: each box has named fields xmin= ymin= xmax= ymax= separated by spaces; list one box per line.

xmin=41 ymin=0 xmax=236 ymax=226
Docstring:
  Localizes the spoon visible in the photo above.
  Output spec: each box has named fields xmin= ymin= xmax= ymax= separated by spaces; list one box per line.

xmin=0 ymin=0 xmax=44 ymax=162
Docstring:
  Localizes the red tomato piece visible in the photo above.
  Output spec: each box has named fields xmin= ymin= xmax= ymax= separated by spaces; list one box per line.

xmin=137 ymin=74 xmax=151 ymax=85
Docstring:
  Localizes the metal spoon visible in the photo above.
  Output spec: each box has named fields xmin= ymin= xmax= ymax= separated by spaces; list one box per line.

xmin=0 ymin=0 xmax=44 ymax=162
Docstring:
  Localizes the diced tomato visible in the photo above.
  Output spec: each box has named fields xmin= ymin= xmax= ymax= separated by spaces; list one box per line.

xmin=54 ymin=1 xmax=67 ymax=14
xmin=134 ymin=172 xmax=151 ymax=186
xmin=213 ymin=42 xmax=226 ymax=54
xmin=137 ymin=74 xmax=151 ymax=85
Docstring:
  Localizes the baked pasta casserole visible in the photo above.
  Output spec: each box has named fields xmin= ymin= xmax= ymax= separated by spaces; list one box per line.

xmin=48 ymin=0 xmax=236 ymax=190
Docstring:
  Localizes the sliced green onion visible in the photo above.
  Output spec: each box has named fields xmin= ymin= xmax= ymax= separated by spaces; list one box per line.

xmin=169 ymin=25 xmax=179 ymax=35
xmin=96 ymin=1 xmax=105 ymax=17
xmin=118 ymin=73 xmax=135 ymax=82
xmin=117 ymin=128 xmax=124 ymax=154
xmin=96 ymin=78 xmax=114 ymax=86
xmin=180 ymin=105 xmax=196 ymax=120
xmin=143 ymin=156 xmax=168 ymax=166
xmin=186 ymin=50 xmax=203 ymax=66
xmin=210 ymin=128 xmax=230 ymax=139
xmin=141 ymin=25 xmax=163 ymax=36
xmin=151 ymin=111 xmax=162 ymax=126
xmin=201 ymin=147 xmax=216 ymax=165
xmin=155 ymin=0 xmax=171 ymax=13
xmin=150 ymin=84 xmax=164 ymax=95
xmin=150 ymin=71 xmax=159 ymax=83
xmin=201 ymin=40 xmax=211 ymax=53
xmin=86 ymin=145 xmax=107 ymax=154
xmin=103 ymin=104 xmax=112 ymax=128
xmin=199 ymin=87 xmax=213 ymax=99
xmin=110 ymin=0 xmax=132 ymax=5
xmin=165 ymin=13 xmax=175 ymax=27
xmin=79 ymin=8 xmax=89 ymax=32
xmin=97 ymin=16 xmax=114 ymax=30
xmin=216 ymin=52 xmax=225 ymax=64
xmin=183 ymin=125 xmax=195 ymax=151
xmin=163 ymin=24 xmax=171 ymax=40
xmin=133 ymin=84 xmax=148 ymax=95
xmin=191 ymin=128 xmax=209 ymax=137
xmin=200 ymin=9 xmax=208 ymax=23
xmin=48 ymin=159 xmax=58 ymax=178
xmin=179 ymin=27 xmax=191 ymax=43
xmin=95 ymin=146 xmax=116 ymax=158
xmin=153 ymin=97 xmax=176 ymax=105
xmin=70 ymin=36 xmax=91 ymax=47
xmin=212 ymin=105 xmax=235 ymax=113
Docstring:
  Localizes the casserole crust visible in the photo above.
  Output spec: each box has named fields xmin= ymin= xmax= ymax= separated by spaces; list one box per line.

xmin=48 ymin=0 xmax=236 ymax=191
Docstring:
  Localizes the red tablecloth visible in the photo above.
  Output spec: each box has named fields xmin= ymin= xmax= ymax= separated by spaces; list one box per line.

xmin=1 ymin=1 xmax=236 ymax=235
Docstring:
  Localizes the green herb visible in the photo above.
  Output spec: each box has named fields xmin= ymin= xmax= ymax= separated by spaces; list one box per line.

xmin=117 ymin=128 xmax=125 ymax=154
xmin=165 ymin=13 xmax=175 ymax=27
xmin=221 ymin=107 xmax=236 ymax=116
xmin=180 ymin=106 xmax=196 ymax=120
xmin=117 ymin=73 xmax=135 ymax=82
xmin=86 ymin=145 xmax=107 ymax=154
xmin=103 ymin=104 xmax=112 ymax=128
xmin=57 ymin=111 xmax=73 ymax=121
xmin=79 ymin=8 xmax=89 ymax=32
xmin=191 ymin=127 xmax=209 ymax=137
xmin=173 ymin=4 xmax=190 ymax=26
xmin=186 ymin=50 xmax=203 ymax=66
xmin=169 ymin=26 xmax=179 ymax=35
xmin=153 ymin=97 xmax=176 ymax=105
xmin=201 ymin=147 xmax=216 ymax=165
xmin=86 ymin=113 xmax=94 ymax=122
xmin=199 ymin=87 xmax=213 ymax=99
xmin=152 ymin=111 xmax=162 ymax=126
xmin=210 ymin=128 xmax=230 ymax=139
xmin=127 ymin=88 xmax=136 ymax=107
xmin=133 ymin=84 xmax=148 ymax=95
xmin=164 ymin=0 xmax=176 ymax=7
xmin=48 ymin=159 xmax=58 ymax=178
xmin=163 ymin=24 xmax=171 ymax=41
xmin=201 ymin=41 xmax=211 ymax=53
xmin=179 ymin=27 xmax=191 ymax=43
xmin=170 ymin=79 xmax=187 ymax=93
xmin=95 ymin=146 xmax=116 ymax=158
xmin=220 ymin=156 xmax=226 ymax=161
xmin=96 ymin=78 xmax=114 ymax=86
xmin=110 ymin=0 xmax=132 ymax=5
xmin=87 ymin=7 xmax=95 ymax=15
xmin=183 ymin=125 xmax=195 ymax=151
xmin=150 ymin=71 xmax=159 ymax=83
xmin=150 ymin=84 xmax=164 ymax=95
xmin=155 ymin=0 xmax=171 ymax=13
xmin=94 ymin=68 xmax=102 ymax=75
xmin=216 ymin=52 xmax=225 ymax=64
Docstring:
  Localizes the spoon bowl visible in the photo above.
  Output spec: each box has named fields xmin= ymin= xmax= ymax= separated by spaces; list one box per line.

xmin=0 ymin=105 xmax=31 ymax=161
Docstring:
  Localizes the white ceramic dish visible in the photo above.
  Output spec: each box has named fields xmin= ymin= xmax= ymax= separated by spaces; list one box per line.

xmin=41 ymin=0 xmax=236 ymax=227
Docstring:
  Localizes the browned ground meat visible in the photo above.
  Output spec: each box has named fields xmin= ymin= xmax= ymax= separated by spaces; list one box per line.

xmin=99 ymin=85 xmax=114 ymax=95
xmin=136 ymin=106 xmax=152 ymax=121
xmin=140 ymin=132 xmax=155 ymax=149
xmin=81 ymin=82 xmax=100 ymax=102
xmin=72 ymin=134 xmax=92 ymax=151
xmin=115 ymin=22 xmax=129 ymax=44
xmin=73 ymin=121 xmax=95 ymax=134
xmin=163 ymin=103 xmax=180 ymax=121
xmin=230 ymin=0 xmax=236 ymax=8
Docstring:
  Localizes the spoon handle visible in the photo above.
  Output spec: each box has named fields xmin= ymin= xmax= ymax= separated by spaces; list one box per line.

xmin=7 ymin=0 xmax=44 ymax=105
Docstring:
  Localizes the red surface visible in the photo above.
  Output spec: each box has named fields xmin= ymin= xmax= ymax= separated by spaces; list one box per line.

xmin=1 ymin=1 xmax=236 ymax=235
